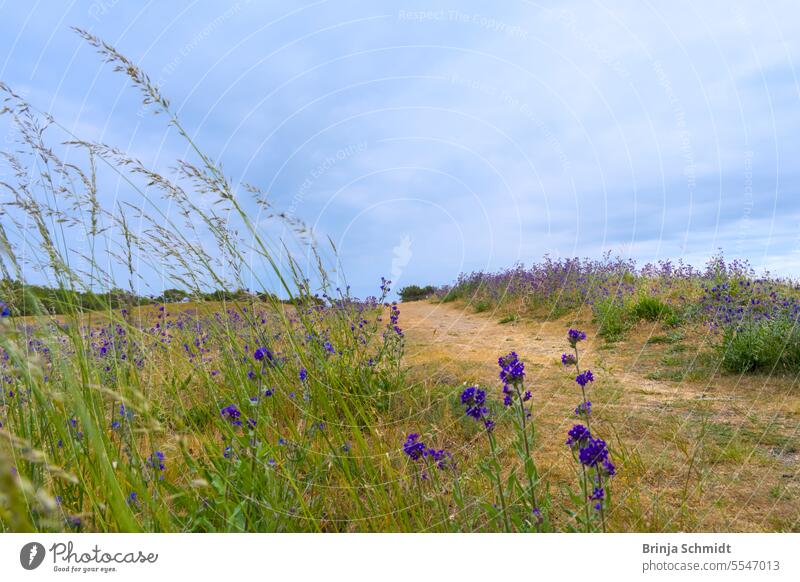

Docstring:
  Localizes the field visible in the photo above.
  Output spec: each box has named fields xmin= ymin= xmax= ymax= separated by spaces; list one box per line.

xmin=1 ymin=30 xmax=799 ymax=534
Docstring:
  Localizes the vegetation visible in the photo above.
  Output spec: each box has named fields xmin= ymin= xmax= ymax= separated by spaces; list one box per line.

xmin=398 ymin=284 xmax=435 ymax=302
xmin=719 ymin=318 xmax=800 ymax=374
xmin=0 ymin=279 xmax=281 ymax=316
xmin=431 ymin=254 xmax=800 ymax=374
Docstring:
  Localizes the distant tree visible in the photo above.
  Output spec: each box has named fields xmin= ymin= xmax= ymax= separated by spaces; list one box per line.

xmin=399 ymin=284 xmax=435 ymax=302
xmin=161 ymin=288 xmax=189 ymax=303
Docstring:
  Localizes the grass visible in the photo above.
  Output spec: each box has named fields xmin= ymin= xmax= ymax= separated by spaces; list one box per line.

xmin=630 ymin=294 xmax=678 ymax=324
xmin=593 ymin=297 xmax=630 ymax=341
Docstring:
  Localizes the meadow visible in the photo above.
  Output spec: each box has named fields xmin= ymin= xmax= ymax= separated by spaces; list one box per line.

xmin=1 ymin=31 xmax=798 ymax=533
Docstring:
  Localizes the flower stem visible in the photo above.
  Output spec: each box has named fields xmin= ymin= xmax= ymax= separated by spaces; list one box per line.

xmin=513 ymin=384 xmax=539 ymax=531
xmin=488 ymin=431 xmax=511 ymax=532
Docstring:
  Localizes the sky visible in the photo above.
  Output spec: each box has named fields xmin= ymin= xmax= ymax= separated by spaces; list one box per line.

xmin=1 ymin=0 xmax=799 ymax=297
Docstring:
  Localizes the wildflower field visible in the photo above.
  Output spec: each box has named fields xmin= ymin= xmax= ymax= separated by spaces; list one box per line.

xmin=1 ymin=31 xmax=799 ymax=534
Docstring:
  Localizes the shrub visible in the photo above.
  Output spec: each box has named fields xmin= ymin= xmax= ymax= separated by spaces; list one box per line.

xmin=398 ymin=284 xmax=435 ymax=302
xmin=719 ymin=317 xmax=800 ymax=373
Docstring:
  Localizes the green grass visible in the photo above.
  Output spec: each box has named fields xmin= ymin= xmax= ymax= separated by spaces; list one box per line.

xmin=631 ymin=294 xmax=673 ymax=322
xmin=645 ymin=330 xmax=685 ymax=345
xmin=592 ymin=297 xmax=630 ymax=341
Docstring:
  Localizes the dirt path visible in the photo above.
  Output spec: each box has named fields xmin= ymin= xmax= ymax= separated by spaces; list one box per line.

xmin=399 ymin=300 xmax=688 ymax=410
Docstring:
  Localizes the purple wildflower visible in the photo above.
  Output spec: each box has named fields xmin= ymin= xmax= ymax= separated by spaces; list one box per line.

xmin=574 ymin=401 xmax=592 ymax=416
xmin=220 ymin=405 xmax=242 ymax=426
xmin=147 ymin=451 xmax=165 ymax=479
xmin=567 ymin=329 xmax=587 ymax=347
xmin=403 ymin=433 xmax=426 ymax=461
xmin=532 ymin=507 xmax=544 ymax=525
xmin=578 ymin=438 xmax=609 ymax=468
xmin=424 ymin=447 xmax=453 ymax=470
xmin=460 ymin=386 xmax=488 ymax=420
xmin=566 ymin=424 xmax=591 ymax=448
xmin=589 ymin=486 xmax=605 ymax=510
xmin=498 ymin=351 xmax=525 ymax=384
xmin=602 ymin=458 xmax=616 ymax=477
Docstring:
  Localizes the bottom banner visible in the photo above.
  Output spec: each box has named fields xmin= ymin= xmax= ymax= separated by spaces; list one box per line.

xmin=1 ymin=533 xmax=797 ymax=581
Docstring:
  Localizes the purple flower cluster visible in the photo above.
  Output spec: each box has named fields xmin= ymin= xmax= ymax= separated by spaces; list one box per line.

xmin=578 ymin=437 xmax=609 ymax=468
xmin=220 ymin=405 xmax=242 ymax=426
xmin=460 ymin=386 xmax=487 ymax=419
xmin=434 ymin=255 xmax=640 ymax=315
xmin=498 ymin=351 xmax=525 ymax=385
xmin=460 ymin=386 xmax=495 ymax=431
xmin=566 ymin=424 xmax=591 ymax=448
xmin=574 ymin=401 xmax=592 ymax=416
xmin=567 ymin=329 xmax=587 ymax=347
xmin=147 ymin=451 xmax=165 ymax=480
xmin=254 ymin=347 xmax=273 ymax=363
xmin=575 ymin=370 xmax=594 ymax=387
xmin=425 ymin=447 xmax=454 ymax=470
xmin=566 ymin=424 xmax=615 ymax=476
xmin=402 ymin=433 xmax=452 ymax=469
xmin=403 ymin=433 xmax=426 ymax=460
xmin=589 ymin=487 xmax=605 ymax=510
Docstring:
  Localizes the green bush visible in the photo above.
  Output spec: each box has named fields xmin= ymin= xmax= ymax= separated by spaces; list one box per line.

xmin=439 ymin=292 xmax=459 ymax=303
xmin=593 ymin=297 xmax=630 ymax=341
xmin=719 ymin=318 xmax=800 ymax=373
xmin=398 ymin=284 xmax=435 ymax=302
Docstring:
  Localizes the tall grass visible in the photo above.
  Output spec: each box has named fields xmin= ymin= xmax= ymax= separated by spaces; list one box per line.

xmin=0 ymin=30 xmax=415 ymax=532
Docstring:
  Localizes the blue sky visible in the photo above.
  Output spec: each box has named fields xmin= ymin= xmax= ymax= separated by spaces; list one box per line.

xmin=1 ymin=1 xmax=799 ymax=297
